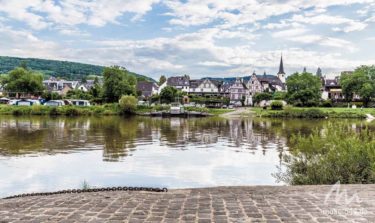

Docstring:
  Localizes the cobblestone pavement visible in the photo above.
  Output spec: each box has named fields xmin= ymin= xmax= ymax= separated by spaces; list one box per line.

xmin=1 ymin=185 xmax=375 ymax=223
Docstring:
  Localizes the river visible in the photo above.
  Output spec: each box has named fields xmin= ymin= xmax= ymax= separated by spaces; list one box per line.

xmin=0 ymin=116 xmax=369 ymax=197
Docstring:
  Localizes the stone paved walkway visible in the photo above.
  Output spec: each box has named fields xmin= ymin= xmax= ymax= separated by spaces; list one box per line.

xmin=1 ymin=185 xmax=375 ymax=223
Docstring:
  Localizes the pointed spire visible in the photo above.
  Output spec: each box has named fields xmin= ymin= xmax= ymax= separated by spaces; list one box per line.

xmin=303 ymin=67 xmax=307 ymax=73
xmin=263 ymin=71 xmax=266 ymax=76
xmin=277 ymin=54 xmax=285 ymax=75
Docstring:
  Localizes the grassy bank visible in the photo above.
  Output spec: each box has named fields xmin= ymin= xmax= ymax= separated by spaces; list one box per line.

xmin=252 ymin=107 xmax=375 ymax=119
xmin=0 ymin=104 xmax=122 ymax=116
xmin=0 ymin=104 xmax=233 ymax=116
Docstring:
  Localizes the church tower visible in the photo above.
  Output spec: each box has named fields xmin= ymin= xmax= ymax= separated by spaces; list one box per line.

xmin=277 ymin=55 xmax=286 ymax=83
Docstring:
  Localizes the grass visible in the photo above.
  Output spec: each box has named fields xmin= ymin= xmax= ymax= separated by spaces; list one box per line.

xmin=0 ymin=104 xmax=234 ymax=117
xmin=252 ymin=106 xmax=374 ymax=119
xmin=274 ymin=123 xmax=375 ymax=185
xmin=0 ymin=104 xmax=122 ymax=116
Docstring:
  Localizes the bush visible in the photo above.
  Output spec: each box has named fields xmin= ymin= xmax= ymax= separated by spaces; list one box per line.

xmin=64 ymin=106 xmax=79 ymax=116
xmin=49 ymin=107 xmax=59 ymax=116
xmin=119 ymin=95 xmax=137 ymax=114
xmin=270 ymin=101 xmax=283 ymax=110
xmin=275 ymin=124 xmax=375 ymax=185
xmin=303 ymin=108 xmax=325 ymax=118
xmin=321 ymin=99 xmax=332 ymax=107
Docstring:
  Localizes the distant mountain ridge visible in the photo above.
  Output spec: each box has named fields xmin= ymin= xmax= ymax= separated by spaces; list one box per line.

xmin=0 ymin=56 xmax=153 ymax=81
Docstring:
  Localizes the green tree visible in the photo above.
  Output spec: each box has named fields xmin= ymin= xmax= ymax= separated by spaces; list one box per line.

xmin=286 ymin=72 xmax=321 ymax=106
xmin=341 ymin=65 xmax=375 ymax=106
xmin=253 ymin=92 xmax=272 ymax=104
xmin=102 ymin=66 xmax=136 ymax=103
xmin=159 ymin=75 xmax=166 ymax=85
xmin=65 ymin=89 xmax=93 ymax=100
xmin=119 ymin=95 xmax=137 ymax=114
xmin=2 ymin=67 xmax=44 ymax=97
xmin=272 ymin=91 xmax=287 ymax=100
xmin=160 ymin=86 xmax=178 ymax=103
xmin=42 ymin=91 xmax=62 ymax=100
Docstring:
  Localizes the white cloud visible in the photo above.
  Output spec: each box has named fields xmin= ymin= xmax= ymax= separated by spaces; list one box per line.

xmin=0 ymin=0 xmax=160 ymax=29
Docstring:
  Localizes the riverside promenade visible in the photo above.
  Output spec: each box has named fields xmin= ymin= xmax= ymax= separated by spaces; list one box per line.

xmin=1 ymin=185 xmax=375 ymax=223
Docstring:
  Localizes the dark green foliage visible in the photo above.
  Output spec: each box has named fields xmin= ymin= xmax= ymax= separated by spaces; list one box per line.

xmin=42 ymin=92 xmax=62 ymax=100
xmin=0 ymin=56 xmax=152 ymax=81
xmin=253 ymin=92 xmax=272 ymax=104
xmin=286 ymin=72 xmax=321 ymax=106
xmin=270 ymin=101 xmax=283 ymax=110
xmin=66 ymin=89 xmax=93 ymax=100
xmin=341 ymin=65 xmax=375 ymax=106
xmin=2 ymin=67 xmax=44 ymax=96
xmin=160 ymin=86 xmax=178 ymax=103
xmin=275 ymin=124 xmax=375 ymax=185
xmin=272 ymin=92 xmax=286 ymax=100
xmin=159 ymin=75 xmax=166 ymax=85
xmin=102 ymin=66 xmax=137 ymax=103
xmin=321 ymin=99 xmax=332 ymax=107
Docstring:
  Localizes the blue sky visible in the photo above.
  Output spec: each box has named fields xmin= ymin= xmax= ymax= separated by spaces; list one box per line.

xmin=0 ymin=0 xmax=375 ymax=79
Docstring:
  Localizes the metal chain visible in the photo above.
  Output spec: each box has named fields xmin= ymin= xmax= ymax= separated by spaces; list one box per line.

xmin=3 ymin=186 xmax=168 ymax=200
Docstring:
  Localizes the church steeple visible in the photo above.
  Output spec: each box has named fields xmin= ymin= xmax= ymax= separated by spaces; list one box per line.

xmin=277 ymin=54 xmax=286 ymax=83
xmin=278 ymin=54 xmax=285 ymax=75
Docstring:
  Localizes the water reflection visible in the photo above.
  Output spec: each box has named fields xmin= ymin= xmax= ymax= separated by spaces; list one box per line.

xmin=0 ymin=116 xmax=370 ymax=197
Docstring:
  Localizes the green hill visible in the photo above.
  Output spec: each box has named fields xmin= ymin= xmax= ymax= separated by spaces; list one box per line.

xmin=0 ymin=56 xmax=153 ymax=81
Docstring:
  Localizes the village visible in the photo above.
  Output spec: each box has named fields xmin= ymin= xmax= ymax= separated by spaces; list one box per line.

xmin=0 ymin=56 xmax=350 ymax=110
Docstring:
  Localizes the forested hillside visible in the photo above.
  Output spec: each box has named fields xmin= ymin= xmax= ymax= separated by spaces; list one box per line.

xmin=0 ymin=56 xmax=152 ymax=81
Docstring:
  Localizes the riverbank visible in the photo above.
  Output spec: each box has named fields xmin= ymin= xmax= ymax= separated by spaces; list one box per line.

xmin=1 ymin=185 xmax=374 ymax=222
xmin=0 ymin=105 xmax=233 ymax=117
xmin=252 ymin=107 xmax=375 ymax=119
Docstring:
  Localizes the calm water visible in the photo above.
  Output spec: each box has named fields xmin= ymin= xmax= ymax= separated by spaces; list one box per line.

xmin=0 ymin=116 xmax=368 ymax=197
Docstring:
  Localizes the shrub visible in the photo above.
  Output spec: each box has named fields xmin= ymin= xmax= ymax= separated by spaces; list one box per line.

xmin=119 ymin=95 xmax=137 ymax=114
xmin=303 ymin=108 xmax=325 ymax=118
xmin=321 ymin=99 xmax=332 ymax=107
xmin=49 ymin=107 xmax=59 ymax=116
xmin=64 ymin=106 xmax=79 ymax=116
xmin=270 ymin=101 xmax=283 ymax=110
xmin=275 ymin=124 xmax=375 ymax=185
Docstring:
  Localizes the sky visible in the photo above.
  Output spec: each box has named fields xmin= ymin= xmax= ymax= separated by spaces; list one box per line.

xmin=0 ymin=0 xmax=375 ymax=79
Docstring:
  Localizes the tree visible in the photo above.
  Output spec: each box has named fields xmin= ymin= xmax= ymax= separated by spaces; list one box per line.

xmin=286 ymin=72 xmax=321 ymax=106
xmin=272 ymin=91 xmax=287 ymax=100
xmin=159 ymin=75 xmax=166 ymax=85
xmin=89 ymin=77 xmax=102 ymax=100
xmin=253 ymin=92 xmax=272 ymax=104
xmin=2 ymin=67 xmax=44 ymax=97
xmin=160 ymin=86 xmax=178 ymax=103
xmin=102 ymin=66 xmax=137 ymax=103
xmin=316 ymin=67 xmax=322 ymax=77
xmin=119 ymin=95 xmax=137 ymax=114
xmin=341 ymin=65 xmax=375 ymax=106
xmin=66 ymin=89 xmax=93 ymax=100
xmin=42 ymin=91 xmax=62 ymax=100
